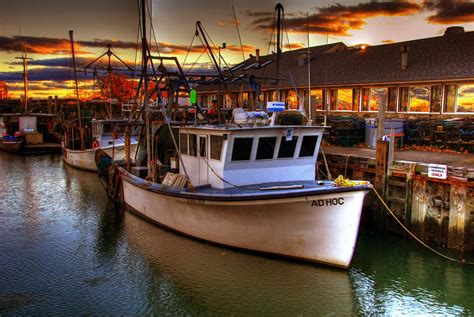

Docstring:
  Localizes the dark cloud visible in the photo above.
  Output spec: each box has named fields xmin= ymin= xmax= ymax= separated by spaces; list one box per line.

xmin=242 ymin=10 xmax=273 ymax=18
xmin=247 ymin=1 xmax=422 ymax=36
xmin=423 ymin=1 xmax=474 ymax=24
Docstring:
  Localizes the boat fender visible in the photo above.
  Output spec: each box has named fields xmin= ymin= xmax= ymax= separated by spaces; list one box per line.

xmin=92 ymin=140 xmax=100 ymax=149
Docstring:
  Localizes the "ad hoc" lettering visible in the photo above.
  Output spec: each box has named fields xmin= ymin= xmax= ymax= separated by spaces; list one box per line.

xmin=311 ymin=197 xmax=344 ymax=207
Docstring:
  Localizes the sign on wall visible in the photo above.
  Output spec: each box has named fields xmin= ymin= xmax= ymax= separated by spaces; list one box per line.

xmin=428 ymin=164 xmax=447 ymax=179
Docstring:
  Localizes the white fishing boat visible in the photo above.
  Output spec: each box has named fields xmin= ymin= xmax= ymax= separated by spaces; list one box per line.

xmin=63 ymin=119 xmax=138 ymax=172
xmin=113 ymin=119 xmax=370 ymax=268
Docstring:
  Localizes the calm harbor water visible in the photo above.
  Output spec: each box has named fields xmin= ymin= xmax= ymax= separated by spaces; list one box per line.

xmin=0 ymin=152 xmax=473 ymax=316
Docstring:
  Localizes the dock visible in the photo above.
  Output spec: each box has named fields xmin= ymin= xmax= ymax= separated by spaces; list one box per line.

xmin=320 ymin=145 xmax=474 ymax=252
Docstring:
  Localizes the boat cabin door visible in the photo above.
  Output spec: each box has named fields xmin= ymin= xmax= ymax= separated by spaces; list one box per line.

xmin=198 ymin=135 xmax=209 ymax=185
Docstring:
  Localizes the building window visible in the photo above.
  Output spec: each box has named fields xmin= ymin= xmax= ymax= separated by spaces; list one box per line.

xmin=311 ymin=89 xmax=324 ymax=110
xmin=242 ymin=92 xmax=249 ymax=108
xmin=210 ymin=135 xmax=224 ymax=160
xmin=388 ymin=87 xmax=397 ymax=112
xmin=256 ymin=137 xmax=277 ymax=160
xmin=444 ymin=85 xmax=456 ymax=113
xmin=179 ymin=133 xmax=188 ymax=155
xmin=431 ymin=85 xmax=442 ymax=113
xmin=286 ymin=90 xmax=299 ymax=110
xmin=299 ymin=135 xmax=318 ymax=157
xmin=353 ymin=88 xmax=360 ymax=111
xmin=231 ymin=137 xmax=253 ymax=161
xmin=409 ymin=86 xmax=430 ymax=112
xmin=336 ymin=88 xmax=354 ymax=111
xmin=189 ymin=134 xmax=197 ymax=156
xmin=362 ymin=88 xmax=387 ymax=112
xmin=277 ymin=136 xmax=298 ymax=158
xmin=400 ymin=87 xmax=409 ymax=112
xmin=457 ymin=84 xmax=474 ymax=113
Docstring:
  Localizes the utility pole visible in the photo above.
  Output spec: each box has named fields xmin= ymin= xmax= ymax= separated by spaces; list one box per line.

xmin=69 ymin=30 xmax=85 ymax=150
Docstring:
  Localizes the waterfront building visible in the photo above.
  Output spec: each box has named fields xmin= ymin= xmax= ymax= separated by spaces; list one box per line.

xmin=196 ymin=27 xmax=474 ymax=119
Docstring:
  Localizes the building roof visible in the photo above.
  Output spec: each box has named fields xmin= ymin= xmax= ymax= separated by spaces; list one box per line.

xmin=197 ymin=30 xmax=474 ymax=93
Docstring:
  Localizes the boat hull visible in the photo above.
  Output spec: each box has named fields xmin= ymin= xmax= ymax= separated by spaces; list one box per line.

xmin=63 ymin=143 xmax=137 ymax=172
xmin=121 ymin=175 xmax=368 ymax=268
xmin=0 ymin=140 xmax=22 ymax=153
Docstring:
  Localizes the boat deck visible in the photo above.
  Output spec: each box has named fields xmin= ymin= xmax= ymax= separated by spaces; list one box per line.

xmin=121 ymin=170 xmax=371 ymax=201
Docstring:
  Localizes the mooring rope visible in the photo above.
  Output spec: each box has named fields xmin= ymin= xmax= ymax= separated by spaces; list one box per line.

xmin=371 ymin=186 xmax=474 ymax=265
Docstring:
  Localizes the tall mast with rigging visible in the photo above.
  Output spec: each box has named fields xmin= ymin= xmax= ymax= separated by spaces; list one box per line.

xmin=141 ymin=0 xmax=152 ymax=178
xmin=69 ymin=30 xmax=85 ymax=150
xmin=15 ymin=45 xmax=31 ymax=113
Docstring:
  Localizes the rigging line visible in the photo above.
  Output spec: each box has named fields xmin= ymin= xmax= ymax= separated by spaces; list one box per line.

xmin=267 ymin=11 xmax=276 ymax=55
xmin=372 ymin=187 xmax=474 ymax=265
xmin=185 ymin=49 xmax=207 ymax=75
xmin=146 ymin=0 xmax=161 ymax=57
xmin=232 ymin=4 xmax=245 ymax=62
xmin=182 ymin=33 xmax=196 ymax=70
xmin=197 ymin=34 xmax=220 ymax=75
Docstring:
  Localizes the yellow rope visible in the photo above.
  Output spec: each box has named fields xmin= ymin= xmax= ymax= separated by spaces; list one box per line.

xmin=372 ymin=186 xmax=474 ymax=265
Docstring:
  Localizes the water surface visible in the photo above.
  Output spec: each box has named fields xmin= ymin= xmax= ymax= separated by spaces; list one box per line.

xmin=0 ymin=152 xmax=473 ymax=315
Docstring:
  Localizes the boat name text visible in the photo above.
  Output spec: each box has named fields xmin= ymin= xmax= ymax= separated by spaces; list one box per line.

xmin=311 ymin=198 xmax=344 ymax=207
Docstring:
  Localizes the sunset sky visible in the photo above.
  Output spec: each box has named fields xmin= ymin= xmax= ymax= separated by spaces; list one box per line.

xmin=0 ymin=0 xmax=473 ymax=99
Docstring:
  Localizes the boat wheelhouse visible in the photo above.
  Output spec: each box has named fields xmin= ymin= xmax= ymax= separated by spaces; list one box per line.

xmin=178 ymin=125 xmax=322 ymax=188
xmin=63 ymin=119 xmax=139 ymax=172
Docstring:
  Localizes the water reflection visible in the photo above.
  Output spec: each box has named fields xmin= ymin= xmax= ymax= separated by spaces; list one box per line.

xmin=350 ymin=232 xmax=474 ymax=315
xmin=121 ymin=212 xmax=356 ymax=315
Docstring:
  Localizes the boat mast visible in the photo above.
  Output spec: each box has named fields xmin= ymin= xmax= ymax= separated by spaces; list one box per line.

xmin=15 ymin=45 xmax=31 ymax=113
xmin=141 ymin=0 xmax=152 ymax=178
xmin=69 ymin=30 xmax=85 ymax=150
xmin=307 ymin=12 xmax=311 ymax=124
xmin=275 ymin=3 xmax=283 ymax=102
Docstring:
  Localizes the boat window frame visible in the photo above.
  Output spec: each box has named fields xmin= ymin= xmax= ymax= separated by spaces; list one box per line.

xmin=179 ymin=133 xmax=188 ymax=155
xmin=210 ymin=134 xmax=224 ymax=161
xmin=230 ymin=136 xmax=254 ymax=162
xmin=277 ymin=135 xmax=299 ymax=159
xmin=298 ymin=134 xmax=319 ymax=158
xmin=255 ymin=136 xmax=278 ymax=160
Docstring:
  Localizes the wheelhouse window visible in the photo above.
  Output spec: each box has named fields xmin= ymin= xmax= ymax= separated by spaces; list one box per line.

xmin=362 ymin=88 xmax=387 ymax=112
xmin=256 ymin=137 xmax=277 ymax=160
xmin=210 ymin=135 xmax=224 ymax=160
xmin=278 ymin=136 xmax=298 ymax=158
xmin=189 ymin=134 xmax=197 ymax=156
xmin=179 ymin=133 xmax=188 ymax=155
xmin=299 ymin=135 xmax=318 ymax=157
xmin=199 ymin=136 xmax=207 ymax=157
xmin=231 ymin=137 xmax=253 ymax=161
xmin=457 ymin=84 xmax=474 ymax=113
